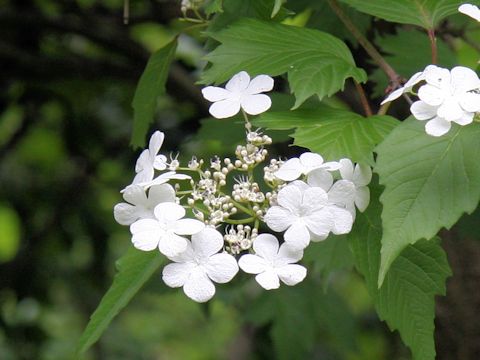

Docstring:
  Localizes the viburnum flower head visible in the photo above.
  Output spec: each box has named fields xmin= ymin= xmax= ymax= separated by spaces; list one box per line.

xmin=410 ymin=66 xmax=480 ymax=136
xmin=459 ymin=3 xmax=480 ymax=22
xmin=130 ymin=202 xmax=205 ymax=257
xmin=202 ymin=71 xmax=274 ymax=119
xmin=162 ymin=228 xmax=239 ymax=302
xmin=274 ymin=152 xmax=340 ymax=182
xmin=264 ymin=181 xmax=353 ymax=250
xmin=238 ymin=234 xmax=307 ymax=290
xmin=114 ymin=183 xmax=175 ymax=225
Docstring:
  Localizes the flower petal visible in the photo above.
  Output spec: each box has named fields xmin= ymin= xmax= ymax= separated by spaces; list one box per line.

xmin=114 ymin=203 xmax=142 ymax=226
xmin=183 ymin=270 xmax=216 ymax=302
xmin=135 ymin=149 xmax=151 ymax=173
xmin=418 ymin=84 xmax=446 ymax=106
xmin=158 ymin=232 xmax=189 ymax=258
xmin=459 ymin=3 xmax=480 ymax=22
xmin=153 ymin=154 xmax=167 ymax=171
xmin=225 ymin=71 xmax=250 ymax=92
xmin=264 ymin=206 xmax=294 ymax=232
xmin=147 ymin=184 xmax=176 ymax=206
xmin=381 ymin=87 xmax=406 ymax=105
xmin=339 ymin=158 xmax=354 ymax=181
xmin=328 ymin=180 xmax=355 ymax=207
xmin=304 ymin=208 xmax=333 ymax=238
xmin=329 ymin=206 xmax=353 ymax=234
xmin=276 ymin=264 xmax=307 ymax=286
xmin=245 ymin=74 xmax=274 ymax=94
xmin=238 ymin=254 xmax=268 ymax=274
xmin=451 ymin=66 xmax=480 ymax=93
xmin=302 ymin=186 xmax=328 ymax=212
xmin=410 ymin=101 xmax=437 ymax=120
xmin=425 ymin=117 xmax=451 ymax=137
xmin=277 ymin=184 xmax=302 ymax=212
xmin=174 ymin=219 xmax=205 ymax=236
xmin=355 ymin=186 xmax=370 ymax=212
xmin=276 ymin=243 xmax=304 ymax=265
xmin=353 ymin=163 xmax=372 ymax=187
xmin=162 ymin=262 xmax=195 ymax=288
xmin=123 ymin=185 xmax=148 ymax=205
xmin=252 ymin=233 xmax=279 ymax=261
xmin=307 ymin=168 xmax=333 ymax=191
xmin=149 ymin=131 xmax=165 ymax=158
xmin=154 ymin=202 xmax=185 ymax=222
xmin=205 ymin=253 xmax=239 ymax=283
xmin=274 ymin=158 xmax=303 ymax=181
xmin=208 ymin=98 xmax=241 ymax=119
xmin=255 ymin=270 xmax=280 ymax=290
xmin=453 ymin=111 xmax=474 ymax=126
xmin=130 ymin=219 xmax=162 ymax=251
xmin=191 ymin=228 xmax=223 ymax=258
xmin=284 ymin=221 xmax=311 ymax=250
xmin=201 ymin=86 xmax=230 ymax=101
xmin=460 ymin=92 xmax=480 ymax=112
xmin=240 ymin=94 xmax=272 ymax=115
xmin=299 ymin=152 xmax=324 ymax=172
xmin=437 ymin=97 xmax=464 ymax=122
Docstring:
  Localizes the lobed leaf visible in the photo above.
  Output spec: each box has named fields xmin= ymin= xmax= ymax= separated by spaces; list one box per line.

xmin=76 ymin=248 xmax=164 ymax=355
xmin=253 ymin=105 xmax=398 ymax=165
xmin=348 ymin=185 xmax=451 ymax=360
xmin=339 ymin=0 xmax=465 ymax=29
xmin=375 ymin=119 xmax=480 ymax=285
xmin=131 ymin=38 xmax=177 ymax=148
xmin=201 ymin=18 xmax=366 ymax=108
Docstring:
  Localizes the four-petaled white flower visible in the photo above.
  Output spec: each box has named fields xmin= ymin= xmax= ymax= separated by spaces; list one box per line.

xmin=202 ymin=71 xmax=274 ymax=119
xmin=130 ymin=202 xmax=205 ymax=257
xmin=338 ymin=159 xmax=372 ymax=212
xmin=132 ymin=131 xmax=168 ymax=185
xmin=274 ymin=152 xmax=340 ymax=182
xmin=410 ymin=66 xmax=480 ymax=136
xmin=114 ymin=184 xmax=175 ymax=225
xmin=459 ymin=3 xmax=480 ymax=22
xmin=162 ymin=228 xmax=239 ymax=302
xmin=381 ymin=65 xmax=441 ymax=104
xmin=238 ymin=233 xmax=307 ymax=290
xmin=264 ymin=181 xmax=352 ymax=250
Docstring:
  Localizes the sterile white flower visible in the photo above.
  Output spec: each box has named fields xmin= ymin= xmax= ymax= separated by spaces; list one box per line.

xmin=162 ymin=228 xmax=239 ymax=302
xmin=138 ymin=171 xmax=191 ymax=189
xmin=132 ymin=131 xmax=168 ymax=185
xmin=130 ymin=202 xmax=205 ymax=257
xmin=264 ymin=181 xmax=352 ymax=250
xmin=381 ymin=65 xmax=442 ymax=104
xmin=202 ymin=71 xmax=274 ymax=119
xmin=114 ymin=183 xmax=175 ymax=225
xmin=238 ymin=233 xmax=307 ymax=290
xmin=410 ymin=66 xmax=480 ymax=136
xmin=459 ymin=3 xmax=480 ymax=22
xmin=338 ymin=159 xmax=372 ymax=212
xmin=274 ymin=152 xmax=340 ymax=182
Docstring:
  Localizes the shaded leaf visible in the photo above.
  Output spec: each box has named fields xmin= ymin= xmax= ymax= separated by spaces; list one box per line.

xmin=77 ymin=248 xmax=164 ymax=354
xmin=131 ymin=39 xmax=177 ymax=148
xmin=202 ymin=19 xmax=366 ymax=107
xmin=375 ymin=119 xmax=480 ymax=284
xmin=348 ymin=184 xmax=451 ymax=360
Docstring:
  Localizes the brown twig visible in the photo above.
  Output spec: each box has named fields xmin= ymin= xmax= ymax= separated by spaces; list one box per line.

xmin=353 ymin=80 xmax=372 ymax=116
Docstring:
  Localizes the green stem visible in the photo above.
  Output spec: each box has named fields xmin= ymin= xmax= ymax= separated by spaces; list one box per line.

xmin=224 ymin=217 xmax=255 ymax=225
xmin=427 ymin=28 xmax=438 ymax=64
xmin=241 ymin=109 xmax=252 ymax=131
xmin=230 ymin=199 xmax=256 ymax=216
xmin=353 ymin=80 xmax=372 ymax=116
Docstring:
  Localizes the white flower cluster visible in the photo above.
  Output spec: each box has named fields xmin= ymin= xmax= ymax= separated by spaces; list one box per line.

xmin=382 ymin=64 xmax=480 ymax=137
xmin=114 ymin=71 xmax=372 ymax=302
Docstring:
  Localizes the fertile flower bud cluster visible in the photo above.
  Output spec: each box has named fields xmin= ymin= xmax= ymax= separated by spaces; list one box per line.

xmin=114 ymin=71 xmax=372 ymax=302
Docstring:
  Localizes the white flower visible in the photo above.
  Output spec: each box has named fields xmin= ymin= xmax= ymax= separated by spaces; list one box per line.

xmin=381 ymin=65 xmax=442 ymax=104
xmin=338 ymin=159 xmax=372 ymax=212
xmin=202 ymin=71 xmax=274 ymax=119
xmin=459 ymin=3 xmax=480 ymax=22
xmin=410 ymin=66 xmax=480 ymax=136
xmin=162 ymin=228 xmax=239 ymax=302
xmin=274 ymin=152 xmax=340 ymax=182
xmin=138 ymin=171 xmax=191 ymax=190
xmin=130 ymin=202 xmax=205 ymax=257
xmin=132 ymin=131 xmax=168 ymax=185
xmin=238 ymin=234 xmax=306 ymax=290
xmin=114 ymin=184 xmax=175 ymax=225
xmin=264 ymin=181 xmax=352 ymax=250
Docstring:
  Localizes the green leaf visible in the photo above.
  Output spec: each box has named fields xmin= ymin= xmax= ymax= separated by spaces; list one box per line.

xmin=339 ymin=0 xmax=465 ymax=29
xmin=131 ymin=38 xmax=177 ymax=148
xmin=348 ymin=184 xmax=451 ymax=360
xmin=370 ymin=29 xmax=457 ymax=97
xmin=375 ymin=119 xmax=480 ymax=285
xmin=76 ymin=248 xmax=164 ymax=354
xmin=202 ymin=19 xmax=366 ymax=108
xmin=204 ymin=0 xmax=223 ymax=16
xmin=0 ymin=204 xmax=21 ymax=263
xmin=253 ymin=105 xmax=398 ymax=165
